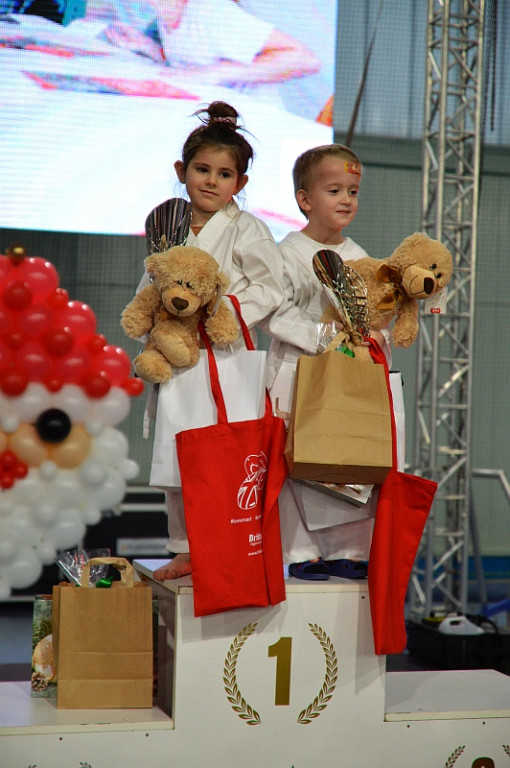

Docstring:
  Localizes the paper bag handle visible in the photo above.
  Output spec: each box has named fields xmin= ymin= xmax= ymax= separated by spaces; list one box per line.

xmin=81 ymin=556 xmax=134 ymax=588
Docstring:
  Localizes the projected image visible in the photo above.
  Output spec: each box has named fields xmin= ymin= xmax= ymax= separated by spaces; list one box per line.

xmin=0 ymin=1 xmax=336 ymax=239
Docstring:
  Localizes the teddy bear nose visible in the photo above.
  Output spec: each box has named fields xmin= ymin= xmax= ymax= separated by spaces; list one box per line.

xmin=424 ymin=277 xmax=435 ymax=295
xmin=171 ymin=297 xmax=189 ymax=312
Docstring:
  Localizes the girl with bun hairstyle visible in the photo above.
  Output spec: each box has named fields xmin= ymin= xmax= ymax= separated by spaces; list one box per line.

xmin=143 ymin=101 xmax=284 ymax=581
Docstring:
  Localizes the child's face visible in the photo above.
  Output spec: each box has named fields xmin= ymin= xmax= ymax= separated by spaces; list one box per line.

xmin=174 ymin=147 xmax=247 ymax=225
xmin=297 ymin=156 xmax=361 ymax=241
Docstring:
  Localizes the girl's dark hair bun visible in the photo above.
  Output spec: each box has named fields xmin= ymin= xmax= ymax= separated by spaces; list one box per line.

xmin=196 ymin=101 xmax=239 ymax=129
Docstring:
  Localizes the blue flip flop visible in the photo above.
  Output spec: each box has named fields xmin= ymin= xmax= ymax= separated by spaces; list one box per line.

xmin=288 ymin=558 xmax=330 ymax=581
xmin=326 ymin=559 xmax=368 ymax=579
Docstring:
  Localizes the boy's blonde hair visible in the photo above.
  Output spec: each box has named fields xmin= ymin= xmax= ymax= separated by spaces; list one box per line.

xmin=293 ymin=144 xmax=362 ymax=217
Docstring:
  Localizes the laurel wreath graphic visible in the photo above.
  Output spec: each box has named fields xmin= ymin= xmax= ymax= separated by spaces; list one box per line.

xmin=443 ymin=746 xmax=465 ymax=767
xmin=223 ymin=622 xmax=262 ymax=726
xmin=297 ymin=623 xmax=338 ymax=725
xmin=503 ymin=744 xmax=510 ymax=759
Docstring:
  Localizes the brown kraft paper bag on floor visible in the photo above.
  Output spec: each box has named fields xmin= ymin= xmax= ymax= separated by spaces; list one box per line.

xmin=285 ymin=349 xmax=392 ymax=485
xmin=53 ymin=557 xmax=153 ymax=709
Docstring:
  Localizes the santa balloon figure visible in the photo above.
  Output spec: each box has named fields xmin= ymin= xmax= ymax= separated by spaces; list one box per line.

xmin=0 ymin=245 xmax=143 ymax=598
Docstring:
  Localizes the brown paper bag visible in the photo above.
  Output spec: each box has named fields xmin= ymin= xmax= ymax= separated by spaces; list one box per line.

xmin=53 ymin=557 xmax=153 ymax=709
xmin=285 ymin=349 xmax=392 ymax=484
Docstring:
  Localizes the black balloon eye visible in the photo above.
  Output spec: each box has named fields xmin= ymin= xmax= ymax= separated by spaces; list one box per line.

xmin=35 ymin=409 xmax=72 ymax=443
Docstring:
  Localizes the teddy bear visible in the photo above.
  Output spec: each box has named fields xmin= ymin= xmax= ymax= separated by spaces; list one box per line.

xmin=344 ymin=231 xmax=453 ymax=349
xmin=121 ymin=245 xmax=239 ymax=384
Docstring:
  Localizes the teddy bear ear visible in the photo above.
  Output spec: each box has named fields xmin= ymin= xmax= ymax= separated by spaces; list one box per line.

xmin=375 ymin=263 xmax=401 ymax=284
xmin=144 ymin=253 xmax=159 ymax=275
xmin=206 ymin=271 xmax=230 ymax=315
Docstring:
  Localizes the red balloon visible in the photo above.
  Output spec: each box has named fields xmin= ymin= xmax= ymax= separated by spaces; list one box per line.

xmin=1 ymin=368 xmax=28 ymax=396
xmin=0 ymin=450 xmax=17 ymax=469
xmin=57 ymin=301 xmax=96 ymax=341
xmin=44 ymin=375 xmax=63 ymax=393
xmin=82 ymin=371 xmax=111 ymax=398
xmin=13 ymin=257 xmax=59 ymax=300
xmin=124 ymin=377 xmax=144 ymax=396
xmin=13 ymin=462 xmax=28 ymax=480
xmin=0 ymin=339 xmax=13 ymax=374
xmin=86 ymin=333 xmax=107 ymax=354
xmin=48 ymin=288 xmax=69 ymax=310
xmin=5 ymin=331 xmax=24 ymax=349
xmin=0 ymin=450 xmax=28 ymax=482
xmin=21 ymin=303 xmax=53 ymax=338
xmin=13 ymin=340 xmax=52 ymax=382
xmin=43 ymin=328 xmax=73 ymax=357
xmin=0 ymin=306 xmax=14 ymax=335
xmin=56 ymin=347 xmax=92 ymax=384
xmin=0 ymin=471 xmax=14 ymax=490
xmin=89 ymin=345 xmax=131 ymax=386
xmin=2 ymin=280 xmax=32 ymax=310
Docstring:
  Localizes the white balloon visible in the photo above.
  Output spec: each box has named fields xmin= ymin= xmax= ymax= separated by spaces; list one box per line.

xmin=8 ymin=471 xmax=43 ymax=504
xmin=33 ymin=499 xmax=59 ymax=526
xmin=120 ymin=458 xmax=139 ymax=480
xmin=0 ymin=498 xmax=12 ymax=518
xmin=51 ymin=384 xmax=90 ymax=423
xmin=47 ymin=470 xmax=84 ymax=505
xmin=1 ymin=415 xmax=19 ymax=433
xmin=15 ymin=384 xmax=52 ymax=422
xmin=0 ymin=577 xmax=11 ymax=600
xmin=3 ymin=547 xmax=43 ymax=589
xmin=10 ymin=506 xmax=43 ymax=547
xmin=0 ymin=536 xmax=16 ymax=563
xmin=84 ymin=419 xmax=104 ymax=437
xmin=89 ymin=387 xmax=130 ymax=426
xmin=79 ymin=459 xmax=107 ymax=488
xmin=38 ymin=460 xmax=58 ymax=481
xmin=53 ymin=509 xmax=86 ymax=550
xmin=82 ymin=505 xmax=102 ymax=525
xmin=87 ymin=468 xmax=126 ymax=511
xmin=35 ymin=538 xmax=57 ymax=565
xmin=91 ymin=427 xmax=129 ymax=468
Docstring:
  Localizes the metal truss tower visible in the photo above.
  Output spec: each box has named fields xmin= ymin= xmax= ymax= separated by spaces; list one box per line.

xmin=408 ymin=0 xmax=485 ymax=618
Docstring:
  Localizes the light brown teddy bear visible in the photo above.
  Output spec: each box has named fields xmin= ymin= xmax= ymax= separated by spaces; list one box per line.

xmin=121 ymin=246 xmax=239 ymax=384
xmin=345 ymin=231 xmax=453 ymax=349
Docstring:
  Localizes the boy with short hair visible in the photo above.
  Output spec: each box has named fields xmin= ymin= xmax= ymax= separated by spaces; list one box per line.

xmin=265 ymin=144 xmax=390 ymax=580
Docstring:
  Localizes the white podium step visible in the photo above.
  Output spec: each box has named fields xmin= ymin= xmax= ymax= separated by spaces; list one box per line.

xmin=1 ymin=558 xmax=510 ymax=767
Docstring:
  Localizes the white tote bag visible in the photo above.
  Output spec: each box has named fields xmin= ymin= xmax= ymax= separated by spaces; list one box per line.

xmin=149 ymin=347 xmax=267 ymax=488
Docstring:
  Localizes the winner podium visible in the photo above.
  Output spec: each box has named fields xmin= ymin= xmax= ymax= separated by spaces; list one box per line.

xmin=2 ymin=560 xmax=510 ymax=767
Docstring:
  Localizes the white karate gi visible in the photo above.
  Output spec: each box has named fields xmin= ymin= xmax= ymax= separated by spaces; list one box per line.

xmin=265 ymin=230 xmax=392 ymax=565
xmin=139 ymin=201 xmax=284 ymax=553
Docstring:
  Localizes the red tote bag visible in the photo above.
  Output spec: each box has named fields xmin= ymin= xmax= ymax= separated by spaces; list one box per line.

xmin=368 ymin=340 xmax=438 ymax=655
xmin=176 ymin=297 xmax=288 ymax=617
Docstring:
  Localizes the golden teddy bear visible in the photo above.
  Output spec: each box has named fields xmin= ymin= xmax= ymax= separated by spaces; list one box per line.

xmin=322 ymin=232 xmax=453 ymax=359
xmin=346 ymin=232 xmax=453 ymax=349
xmin=121 ymin=246 xmax=239 ymax=384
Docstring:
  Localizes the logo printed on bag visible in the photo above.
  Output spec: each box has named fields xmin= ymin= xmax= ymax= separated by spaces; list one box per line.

xmin=237 ymin=452 xmax=268 ymax=510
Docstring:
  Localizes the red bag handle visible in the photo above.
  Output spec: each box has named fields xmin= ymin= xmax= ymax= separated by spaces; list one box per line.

xmin=226 ymin=294 xmax=255 ymax=350
xmin=368 ymin=338 xmax=398 ymax=470
xmin=198 ymin=298 xmax=271 ymax=425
